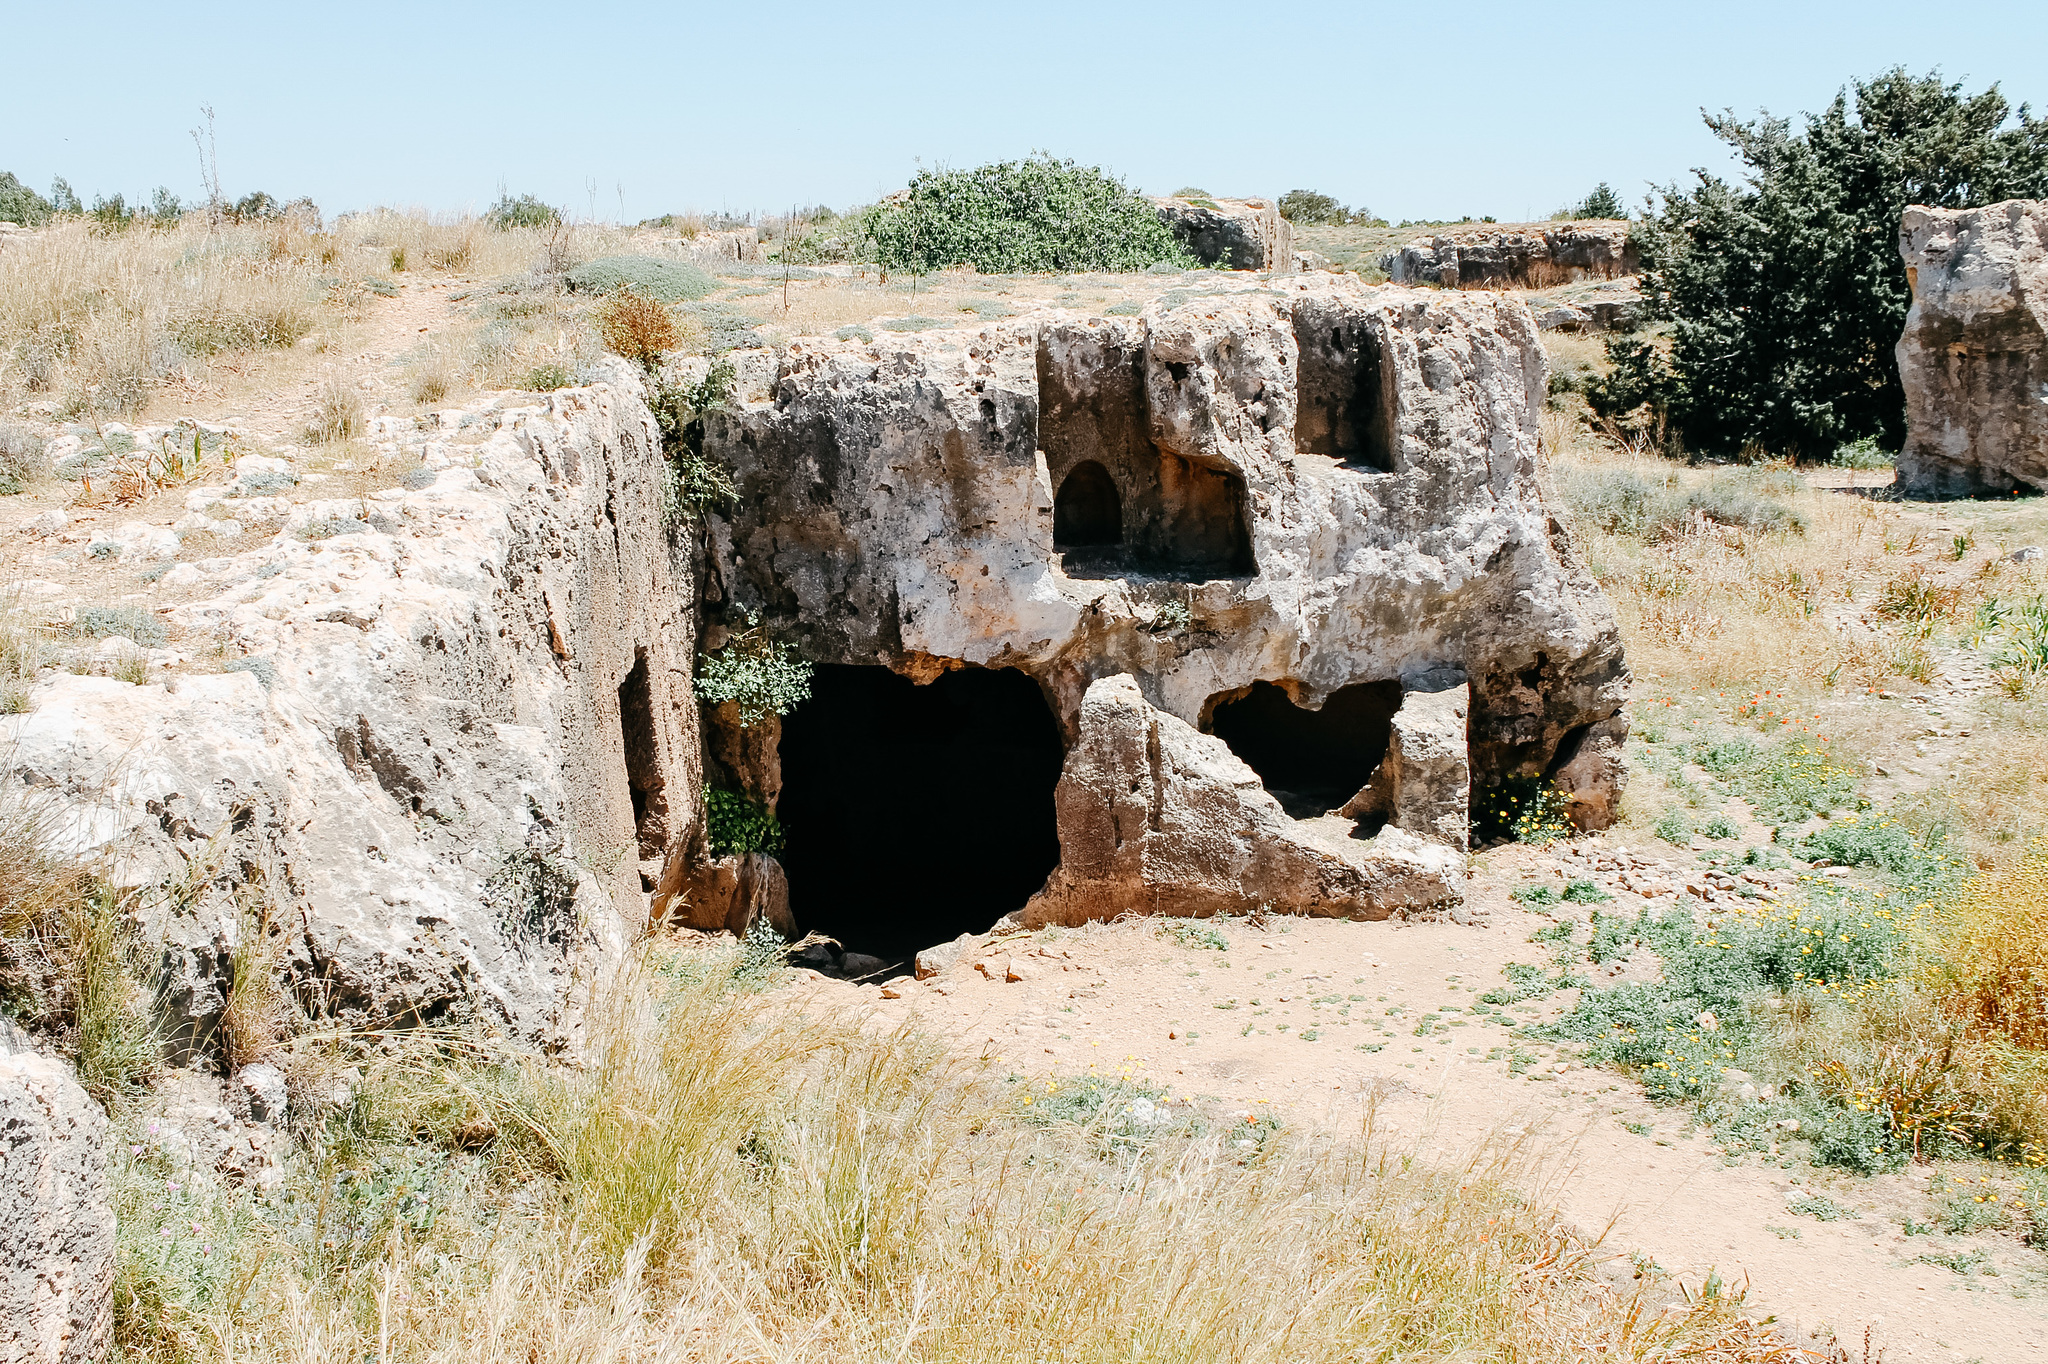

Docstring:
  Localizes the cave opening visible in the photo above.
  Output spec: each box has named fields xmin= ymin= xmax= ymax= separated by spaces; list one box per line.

xmin=1155 ymin=453 xmax=1255 ymax=576
xmin=1295 ymin=317 xmax=1393 ymax=472
xmin=617 ymin=651 xmax=667 ymax=889
xmin=1208 ymin=679 xmax=1401 ymax=819
xmin=1054 ymin=460 xmax=1123 ymax=546
xmin=776 ymin=664 xmax=1064 ymax=967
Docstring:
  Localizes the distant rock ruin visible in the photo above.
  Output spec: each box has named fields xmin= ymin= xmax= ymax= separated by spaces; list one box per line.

xmin=1897 ymin=199 xmax=2048 ymax=498
xmin=1153 ymin=196 xmax=1295 ymax=272
xmin=1386 ymin=221 xmax=1636 ymax=290
xmin=2 ymin=277 xmax=1626 ymax=1040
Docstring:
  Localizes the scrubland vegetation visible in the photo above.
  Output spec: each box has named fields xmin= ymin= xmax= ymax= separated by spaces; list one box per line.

xmin=94 ymin=945 xmax=1790 ymax=1364
xmin=1540 ymin=410 xmax=2048 ymax=1221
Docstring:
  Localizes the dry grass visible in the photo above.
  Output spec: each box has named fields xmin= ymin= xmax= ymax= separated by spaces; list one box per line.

xmin=0 ymin=211 xmax=635 ymax=419
xmin=110 ymin=947 xmax=1795 ymax=1364
xmin=593 ymin=290 xmax=682 ymax=368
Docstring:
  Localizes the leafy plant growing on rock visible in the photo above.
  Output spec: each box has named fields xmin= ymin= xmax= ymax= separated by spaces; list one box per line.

xmin=703 ymin=787 xmax=785 ymax=858
xmin=696 ymin=610 xmax=812 ymax=728
xmin=649 ymin=356 xmax=738 ymax=526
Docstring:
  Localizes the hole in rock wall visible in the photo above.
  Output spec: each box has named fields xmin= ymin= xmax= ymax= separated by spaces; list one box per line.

xmin=1037 ymin=332 xmax=1255 ymax=580
xmin=1053 ymin=460 xmax=1124 ymax=546
xmin=776 ymin=664 xmax=1064 ymax=967
xmin=1157 ymin=454 xmax=1254 ymax=576
xmin=618 ymin=653 xmax=667 ymax=888
xmin=1208 ymin=680 xmax=1401 ymax=820
xmin=1294 ymin=317 xmax=1393 ymax=472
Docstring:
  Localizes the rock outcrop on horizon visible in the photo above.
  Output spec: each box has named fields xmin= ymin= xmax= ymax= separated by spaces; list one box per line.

xmin=1153 ymin=196 xmax=1296 ymax=272
xmin=1387 ymin=221 xmax=1636 ymax=289
xmin=1897 ymin=200 xmax=2048 ymax=498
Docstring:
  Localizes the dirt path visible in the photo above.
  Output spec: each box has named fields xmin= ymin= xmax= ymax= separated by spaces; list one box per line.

xmin=811 ymin=836 xmax=2046 ymax=1364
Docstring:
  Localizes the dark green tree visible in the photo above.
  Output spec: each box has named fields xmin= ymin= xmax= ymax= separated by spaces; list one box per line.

xmin=1572 ymin=182 xmax=1625 ymax=219
xmin=0 ymin=171 xmax=53 ymax=226
xmin=1633 ymin=69 xmax=2048 ymax=458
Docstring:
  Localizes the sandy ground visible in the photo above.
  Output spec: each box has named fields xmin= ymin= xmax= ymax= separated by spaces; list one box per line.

xmin=800 ymin=839 xmax=2047 ymax=1363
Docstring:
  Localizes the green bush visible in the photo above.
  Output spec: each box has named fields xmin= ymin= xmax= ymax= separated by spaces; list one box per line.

xmin=1631 ymin=69 xmax=2048 ymax=458
xmin=1278 ymin=190 xmax=1353 ymax=225
xmin=696 ymin=612 xmax=812 ymax=728
xmin=1472 ymin=777 xmax=1574 ymax=845
xmin=485 ymin=193 xmax=560 ymax=230
xmin=863 ymin=155 xmax=1193 ymax=275
xmin=0 ymin=170 xmax=53 ymax=226
xmin=704 ymin=787 xmax=785 ymax=858
xmin=565 ymin=255 xmax=716 ymax=303
xmin=73 ymin=605 xmax=168 ymax=648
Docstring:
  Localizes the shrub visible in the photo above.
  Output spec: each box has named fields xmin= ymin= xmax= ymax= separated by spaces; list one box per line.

xmin=863 ymin=154 xmax=1193 ymax=275
xmin=0 ymin=420 xmax=46 ymax=494
xmin=1278 ymin=190 xmax=1352 ymax=225
xmin=73 ymin=604 xmax=168 ymax=648
xmin=696 ymin=612 xmax=812 ymax=728
xmin=648 ymin=357 xmax=738 ymax=526
xmin=1472 ymin=777 xmax=1573 ymax=845
xmin=704 ymin=786 xmax=785 ymax=857
xmin=1559 ymin=465 xmax=1807 ymax=543
xmin=485 ymin=193 xmax=560 ymax=230
xmin=566 ymin=255 xmax=716 ymax=303
xmin=302 ymin=376 xmax=364 ymax=444
xmin=1631 ymin=69 xmax=2048 ymax=458
xmin=0 ymin=170 xmax=53 ymax=226
xmin=594 ymin=289 xmax=681 ymax=368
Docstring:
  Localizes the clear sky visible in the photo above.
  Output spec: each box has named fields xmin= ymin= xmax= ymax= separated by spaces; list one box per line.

xmin=8 ymin=0 xmax=2048 ymax=224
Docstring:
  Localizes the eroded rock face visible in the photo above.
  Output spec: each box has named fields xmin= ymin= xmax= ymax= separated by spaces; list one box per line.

xmin=1024 ymin=674 xmax=1461 ymax=923
xmin=1 ymin=1026 xmax=114 ymax=1364
xmin=1340 ymin=670 xmax=1471 ymax=850
xmin=1153 ymin=197 xmax=1295 ymax=272
xmin=1388 ymin=222 xmax=1636 ymax=289
xmin=1897 ymin=200 xmax=2048 ymax=497
xmin=3 ymin=371 xmax=704 ymax=1044
xmin=702 ymin=277 xmax=1628 ymax=931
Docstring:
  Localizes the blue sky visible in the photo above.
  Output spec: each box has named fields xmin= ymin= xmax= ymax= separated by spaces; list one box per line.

xmin=8 ymin=0 xmax=2048 ymax=223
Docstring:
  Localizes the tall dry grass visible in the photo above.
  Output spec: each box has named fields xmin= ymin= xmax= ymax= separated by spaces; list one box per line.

xmin=112 ymin=949 xmax=1794 ymax=1364
xmin=0 ymin=212 xmax=634 ymax=418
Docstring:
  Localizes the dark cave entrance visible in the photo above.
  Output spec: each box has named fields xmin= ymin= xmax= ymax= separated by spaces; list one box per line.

xmin=1208 ymin=679 xmax=1401 ymax=819
xmin=618 ymin=651 xmax=667 ymax=889
xmin=1054 ymin=460 xmax=1123 ymax=546
xmin=776 ymin=664 xmax=1065 ymax=967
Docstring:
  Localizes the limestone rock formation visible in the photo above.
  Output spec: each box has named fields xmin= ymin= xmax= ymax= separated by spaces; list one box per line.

xmin=700 ymin=275 xmax=1629 ymax=946
xmin=1387 ymin=221 xmax=1636 ymax=289
xmin=1025 ymin=674 xmax=1461 ymax=923
xmin=2 ymin=371 xmax=706 ymax=1045
xmin=6 ymin=274 xmax=1626 ymax=1016
xmin=1897 ymin=200 xmax=2048 ymax=497
xmin=1340 ymin=670 xmax=1471 ymax=850
xmin=1154 ymin=196 xmax=1295 ymax=272
xmin=1 ymin=1026 xmax=114 ymax=1364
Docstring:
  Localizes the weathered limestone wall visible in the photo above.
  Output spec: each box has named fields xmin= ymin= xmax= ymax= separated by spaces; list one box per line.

xmin=1153 ymin=197 xmax=1296 ymax=272
xmin=1897 ymin=200 xmax=2048 ymax=498
xmin=1 ymin=1025 xmax=114 ymax=1364
xmin=700 ymin=278 xmax=1628 ymax=920
xmin=3 ymin=370 xmax=703 ymax=1044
